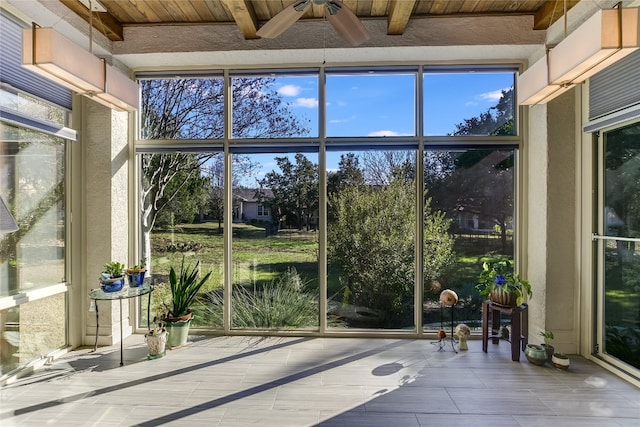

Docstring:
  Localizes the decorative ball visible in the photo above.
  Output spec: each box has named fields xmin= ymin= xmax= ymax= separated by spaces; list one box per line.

xmin=439 ymin=289 xmax=458 ymax=306
xmin=437 ymin=329 xmax=447 ymax=339
xmin=455 ymin=323 xmax=471 ymax=337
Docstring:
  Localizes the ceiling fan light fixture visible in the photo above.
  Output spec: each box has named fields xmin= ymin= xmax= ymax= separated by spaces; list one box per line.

xmin=257 ymin=0 xmax=368 ymax=46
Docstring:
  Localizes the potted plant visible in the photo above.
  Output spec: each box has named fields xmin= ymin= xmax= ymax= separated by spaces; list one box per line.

xmin=162 ymin=257 xmax=212 ymax=348
xmin=540 ymin=330 xmax=555 ymax=362
xmin=551 ymin=352 xmax=570 ymax=370
xmin=144 ymin=317 xmax=168 ymax=359
xmin=100 ymin=261 xmax=126 ymax=292
xmin=525 ymin=343 xmax=548 ymax=366
xmin=476 ymin=260 xmax=532 ymax=307
xmin=126 ymin=258 xmax=147 ymax=287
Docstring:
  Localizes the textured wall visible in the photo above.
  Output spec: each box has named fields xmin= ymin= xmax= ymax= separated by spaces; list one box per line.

xmin=83 ymin=99 xmax=131 ymax=345
xmin=526 ymin=89 xmax=578 ymax=354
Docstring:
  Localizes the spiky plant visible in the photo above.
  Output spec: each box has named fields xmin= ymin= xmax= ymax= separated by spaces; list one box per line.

xmin=165 ymin=257 xmax=212 ymax=319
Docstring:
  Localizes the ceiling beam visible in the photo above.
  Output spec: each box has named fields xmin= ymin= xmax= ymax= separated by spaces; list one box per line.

xmin=220 ymin=0 xmax=259 ymax=40
xmin=60 ymin=0 xmax=123 ymax=41
xmin=533 ymin=0 xmax=580 ymax=30
xmin=387 ymin=0 xmax=417 ymax=35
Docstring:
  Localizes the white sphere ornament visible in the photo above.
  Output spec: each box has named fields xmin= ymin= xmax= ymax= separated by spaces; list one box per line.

xmin=439 ymin=289 xmax=458 ymax=306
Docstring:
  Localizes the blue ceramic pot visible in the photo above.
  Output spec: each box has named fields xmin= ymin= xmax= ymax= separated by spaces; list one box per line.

xmin=100 ymin=277 xmax=125 ymax=292
xmin=127 ymin=270 xmax=146 ymax=287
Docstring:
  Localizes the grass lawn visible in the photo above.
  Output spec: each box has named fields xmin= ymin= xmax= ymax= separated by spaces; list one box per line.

xmin=146 ymin=222 xmax=513 ymax=329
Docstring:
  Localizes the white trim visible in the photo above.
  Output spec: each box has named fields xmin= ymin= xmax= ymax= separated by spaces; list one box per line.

xmin=0 ymin=282 xmax=68 ymax=311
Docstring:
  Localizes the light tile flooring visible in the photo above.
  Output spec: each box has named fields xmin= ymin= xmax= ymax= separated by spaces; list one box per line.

xmin=1 ymin=335 xmax=639 ymax=426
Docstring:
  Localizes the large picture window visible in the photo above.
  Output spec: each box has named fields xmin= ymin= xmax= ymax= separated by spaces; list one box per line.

xmin=137 ymin=67 xmax=518 ymax=335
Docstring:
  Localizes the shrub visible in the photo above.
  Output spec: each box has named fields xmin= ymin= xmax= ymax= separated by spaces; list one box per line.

xmin=201 ymin=267 xmax=341 ymax=328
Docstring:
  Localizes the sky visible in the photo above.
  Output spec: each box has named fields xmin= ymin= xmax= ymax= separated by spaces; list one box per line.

xmin=237 ymin=71 xmax=514 ymax=185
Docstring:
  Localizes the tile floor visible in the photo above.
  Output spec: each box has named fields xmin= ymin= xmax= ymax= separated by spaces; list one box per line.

xmin=1 ymin=335 xmax=639 ymax=426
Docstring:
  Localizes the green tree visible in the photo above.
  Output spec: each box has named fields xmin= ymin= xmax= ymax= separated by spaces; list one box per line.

xmin=327 ymin=153 xmax=365 ymax=196
xmin=259 ymin=153 xmax=319 ymax=231
xmin=328 ymin=178 xmax=454 ymax=327
xmin=426 ymin=87 xmax=515 ymax=247
xmin=452 ymin=88 xmax=514 ymax=136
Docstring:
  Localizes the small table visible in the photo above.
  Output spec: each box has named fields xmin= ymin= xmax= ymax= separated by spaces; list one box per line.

xmin=481 ymin=300 xmax=528 ymax=361
xmin=89 ymin=281 xmax=153 ymax=366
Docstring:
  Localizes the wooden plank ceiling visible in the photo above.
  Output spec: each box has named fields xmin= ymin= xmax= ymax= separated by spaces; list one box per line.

xmin=60 ymin=0 xmax=580 ymax=43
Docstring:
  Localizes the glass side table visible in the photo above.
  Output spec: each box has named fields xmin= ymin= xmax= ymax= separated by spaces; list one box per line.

xmin=88 ymin=280 xmax=153 ymax=366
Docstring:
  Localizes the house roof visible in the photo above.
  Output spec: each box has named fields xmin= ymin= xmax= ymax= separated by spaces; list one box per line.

xmin=234 ymin=187 xmax=273 ymax=203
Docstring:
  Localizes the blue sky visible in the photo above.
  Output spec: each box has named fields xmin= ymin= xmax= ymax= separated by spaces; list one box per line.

xmin=239 ymin=71 xmax=514 ymax=185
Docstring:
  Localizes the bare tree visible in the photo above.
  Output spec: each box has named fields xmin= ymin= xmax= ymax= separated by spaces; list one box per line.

xmin=361 ymin=151 xmax=414 ymax=186
xmin=140 ymin=77 xmax=310 ymax=267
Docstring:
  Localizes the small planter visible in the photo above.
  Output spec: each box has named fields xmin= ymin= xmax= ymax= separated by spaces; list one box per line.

xmin=145 ymin=331 xmax=168 ymax=359
xmin=525 ymin=344 xmax=548 ymax=366
xmin=126 ymin=269 xmax=146 ymax=287
xmin=552 ymin=353 xmax=570 ymax=370
xmin=100 ymin=276 xmax=125 ymax=293
xmin=490 ymin=288 xmax=519 ymax=307
xmin=541 ymin=344 xmax=555 ymax=362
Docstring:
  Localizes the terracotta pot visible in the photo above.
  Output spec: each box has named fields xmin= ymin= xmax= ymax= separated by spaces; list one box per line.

xmin=164 ymin=312 xmax=193 ymax=323
xmin=490 ymin=288 xmax=518 ymax=307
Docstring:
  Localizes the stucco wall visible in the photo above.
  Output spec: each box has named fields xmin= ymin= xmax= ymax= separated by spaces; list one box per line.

xmin=83 ymin=99 xmax=131 ymax=346
xmin=526 ymin=89 xmax=579 ymax=354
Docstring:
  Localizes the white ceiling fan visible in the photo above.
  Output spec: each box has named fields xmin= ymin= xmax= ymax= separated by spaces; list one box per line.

xmin=256 ymin=0 xmax=370 ymax=47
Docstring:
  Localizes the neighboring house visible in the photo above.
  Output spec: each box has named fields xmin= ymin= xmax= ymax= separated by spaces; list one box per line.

xmin=453 ymin=212 xmax=512 ymax=235
xmin=233 ymin=188 xmax=273 ymax=223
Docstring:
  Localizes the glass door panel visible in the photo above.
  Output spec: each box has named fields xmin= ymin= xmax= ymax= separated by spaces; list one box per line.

xmin=598 ymin=121 xmax=640 ymax=371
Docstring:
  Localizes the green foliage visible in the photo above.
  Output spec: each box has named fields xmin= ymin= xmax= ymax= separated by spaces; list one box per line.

xmin=452 ymin=88 xmax=514 ymax=136
xmin=475 ymin=259 xmax=532 ymax=306
xmin=165 ymin=257 xmax=213 ymax=319
xmin=102 ymin=261 xmax=125 ymax=278
xmin=201 ymin=267 xmax=330 ymax=328
xmin=128 ymin=259 xmax=146 ymax=272
xmin=605 ymin=326 xmax=640 ymax=369
xmin=328 ymin=179 xmax=455 ymax=326
xmin=152 ymin=154 xmax=211 ymax=228
xmin=259 ymin=153 xmax=319 ymax=230
xmin=327 ymin=153 xmax=365 ymax=197
xmin=540 ymin=330 xmax=554 ymax=345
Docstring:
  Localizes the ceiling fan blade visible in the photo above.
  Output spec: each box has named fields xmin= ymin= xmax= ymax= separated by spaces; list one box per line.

xmin=257 ymin=1 xmax=311 ymax=39
xmin=326 ymin=1 xmax=370 ymax=46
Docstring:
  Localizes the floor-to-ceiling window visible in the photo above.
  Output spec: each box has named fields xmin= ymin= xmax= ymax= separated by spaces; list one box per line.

xmin=137 ymin=66 xmax=518 ymax=335
xmin=0 ymin=88 xmax=69 ymax=380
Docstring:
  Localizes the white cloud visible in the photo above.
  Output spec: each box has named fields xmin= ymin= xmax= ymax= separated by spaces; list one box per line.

xmin=329 ymin=115 xmax=356 ymax=124
xmin=278 ymin=84 xmax=301 ymax=96
xmin=368 ymin=130 xmax=399 ymax=136
xmin=368 ymin=129 xmax=414 ymax=136
xmin=478 ymin=89 xmax=506 ymax=102
xmin=292 ymin=97 xmax=318 ymax=108
xmin=465 ymin=101 xmax=479 ymax=107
